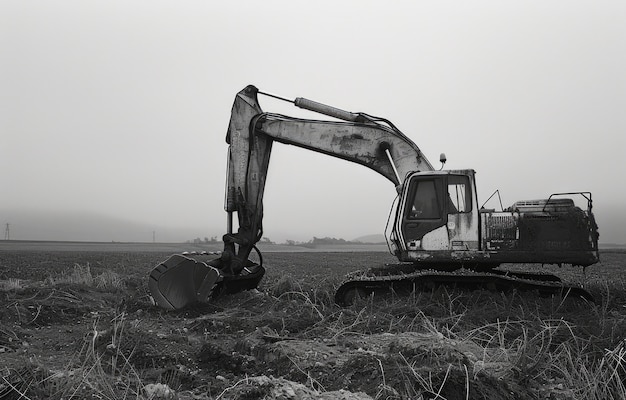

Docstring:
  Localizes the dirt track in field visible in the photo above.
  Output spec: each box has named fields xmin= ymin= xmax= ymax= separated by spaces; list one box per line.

xmin=1 ymin=243 xmax=625 ymax=399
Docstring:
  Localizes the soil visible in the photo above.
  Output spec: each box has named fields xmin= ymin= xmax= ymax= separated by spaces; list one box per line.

xmin=1 ymin=244 xmax=625 ymax=399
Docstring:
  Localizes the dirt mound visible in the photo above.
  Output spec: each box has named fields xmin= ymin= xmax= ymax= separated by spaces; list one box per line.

xmin=234 ymin=329 xmax=531 ymax=400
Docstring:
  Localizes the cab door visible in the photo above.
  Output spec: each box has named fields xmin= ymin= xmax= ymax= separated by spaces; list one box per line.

xmin=399 ymin=175 xmax=448 ymax=249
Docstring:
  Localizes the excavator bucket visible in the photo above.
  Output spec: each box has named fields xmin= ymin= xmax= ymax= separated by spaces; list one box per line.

xmin=148 ymin=254 xmax=221 ymax=310
xmin=148 ymin=253 xmax=266 ymax=310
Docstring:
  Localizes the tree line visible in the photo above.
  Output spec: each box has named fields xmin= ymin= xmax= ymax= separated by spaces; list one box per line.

xmin=186 ymin=236 xmax=382 ymax=246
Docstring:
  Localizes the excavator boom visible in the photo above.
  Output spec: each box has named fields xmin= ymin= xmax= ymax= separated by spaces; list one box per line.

xmin=221 ymin=85 xmax=433 ymax=277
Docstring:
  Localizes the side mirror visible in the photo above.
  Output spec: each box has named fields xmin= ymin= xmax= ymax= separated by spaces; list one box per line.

xmin=439 ymin=153 xmax=447 ymax=170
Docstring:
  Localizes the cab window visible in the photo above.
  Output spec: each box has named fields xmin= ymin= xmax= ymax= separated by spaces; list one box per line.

xmin=408 ymin=180 xmax=441 ymax=219
xmin=447 ymin=175 xmax=472 ymax=213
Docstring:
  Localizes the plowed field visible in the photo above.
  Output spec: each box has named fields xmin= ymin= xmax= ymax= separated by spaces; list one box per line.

xmin=1 ymin=242 xmax=625 ymax=399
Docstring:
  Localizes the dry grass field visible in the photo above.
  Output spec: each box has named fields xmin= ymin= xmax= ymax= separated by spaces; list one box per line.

xmin=1 ymin=242 xmax=625 ymax=399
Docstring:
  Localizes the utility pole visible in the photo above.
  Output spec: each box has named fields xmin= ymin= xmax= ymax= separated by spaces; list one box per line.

xmin=153 ymin=230 xmax=156 ymax=243
xmin=4 ymin=223 xmax=9 ymax=240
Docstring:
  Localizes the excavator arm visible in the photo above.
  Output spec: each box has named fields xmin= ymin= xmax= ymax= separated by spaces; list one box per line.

xmin=149 ymin=84 xmax=434 ymax=310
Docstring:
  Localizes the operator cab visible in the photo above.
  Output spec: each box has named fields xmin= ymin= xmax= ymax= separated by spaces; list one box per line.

xmin=392 ymin=169 xmax=481 ymax=262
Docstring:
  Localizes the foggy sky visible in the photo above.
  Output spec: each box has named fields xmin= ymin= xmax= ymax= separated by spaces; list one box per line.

xmin=1 ymin=1 xmax=625 ymax=244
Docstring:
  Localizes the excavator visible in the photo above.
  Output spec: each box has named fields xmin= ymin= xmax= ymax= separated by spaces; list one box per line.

xmin=148 ymin=85 xmax=600 ymax=310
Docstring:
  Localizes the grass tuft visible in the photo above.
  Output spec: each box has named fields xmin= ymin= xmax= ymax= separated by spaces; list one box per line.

xmin=0 ymin=278 xmax=24 ymax=291
xmin=43 ymin=263 xmax=125 ymax=290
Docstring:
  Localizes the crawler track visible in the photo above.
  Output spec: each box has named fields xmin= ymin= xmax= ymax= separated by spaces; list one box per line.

xmin=335 ymin=264 xmax=594 ymax=306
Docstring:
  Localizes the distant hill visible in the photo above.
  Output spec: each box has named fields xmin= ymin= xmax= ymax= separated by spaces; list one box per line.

xmin=600 ymin=243 xmax=626 ymax=249
xmin=0 ymin=209 xmax=208 ymax=243
xmin=352 ymin=234 xmax=386 ymax=244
